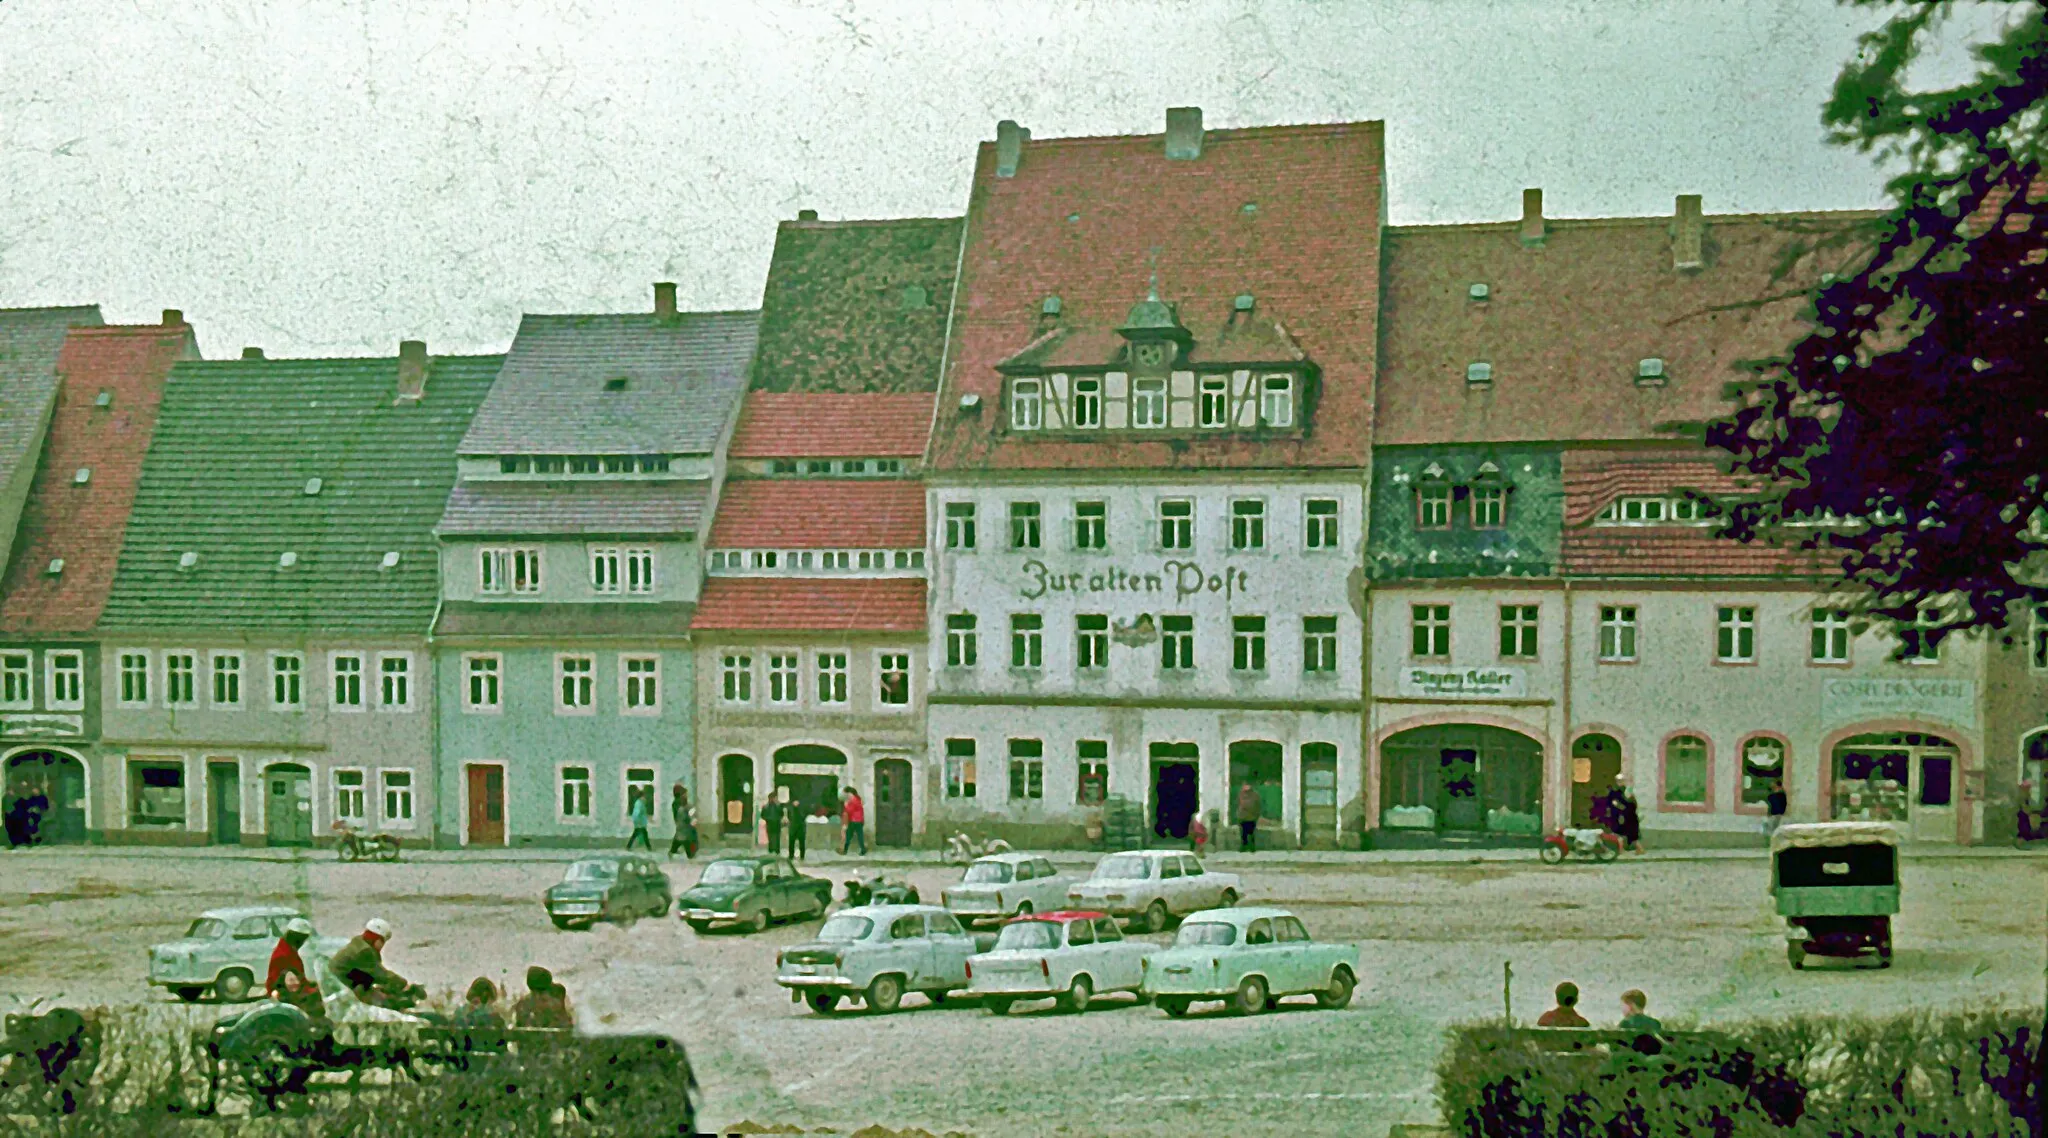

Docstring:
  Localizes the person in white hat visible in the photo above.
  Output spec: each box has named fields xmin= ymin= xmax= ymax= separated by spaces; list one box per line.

xmin=329 ymin=916 xmax=415 ymax=1006
xmin=265 ymin=916 xmax=325 ymax=1016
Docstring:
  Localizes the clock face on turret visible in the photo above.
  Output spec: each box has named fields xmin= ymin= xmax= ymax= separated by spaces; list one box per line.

xmin=1133 ymin=343 xmax=1167 ymax=369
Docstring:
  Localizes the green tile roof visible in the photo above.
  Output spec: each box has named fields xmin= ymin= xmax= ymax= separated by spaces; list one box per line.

xmin=749 ymin=217 xmax=963 ymax=393
xmin=100 ymin=354 xmax=501 ymax=637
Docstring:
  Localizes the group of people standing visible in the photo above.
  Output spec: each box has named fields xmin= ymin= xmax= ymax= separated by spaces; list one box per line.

xmin=757 ymin=786 xmax=867 ymax=859
xmin=2 ymin=779 xmax=49 ymax=848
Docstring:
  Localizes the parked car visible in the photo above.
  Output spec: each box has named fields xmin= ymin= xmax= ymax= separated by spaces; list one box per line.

xmin=966 ymin=910 xmax=1153 ymax=1015
xmin=678 ymin=854 xmax=832 ymax=934
xmin=1066 ymin=850 xmax=1240 ymax=932
xmin=544 ymin=853 xmax=672 ymax=929
xmin=775 ymin=904 xmax=996 ymax=1015
xmin=1141 ymin=907 xmax=1358 ymax=1017
xmin=148 ymin=907 xmax=346 ymax=1003
xmin=942 ymin=853 xmax=1074 ymax=924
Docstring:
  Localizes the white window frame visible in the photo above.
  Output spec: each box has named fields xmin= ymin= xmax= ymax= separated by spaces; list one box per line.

xmin=1008 ymin=500 xmax=1042 ymax=550
xmin=625 ymin=547 xmax=656 ymax=595
xmin=814 ymin=651 xmax=849 ymax=705
xmin=511 ymin=547 xmax=543 ymax=594
xmin=1070 ymin=377 xmax=1100 ymax=429
xmin=163 ymin=649 xmax=200 ymax=708
xmin=1259 ymin=373 xmax=1294 ymax=427
xmin=620 ymin=654 xmax=661 ymax=715
xmin=944 ymin=501 xmax=977 ymax=551
xmin=1409 ymin=605 xmax=1451 ymax=660
xmin=1198 ymin=375 xmax=1230 ymax=428
xmin=464 ymin=653 xmax=503 ymax=712
xmin=45 ymin=650 xmax=84 ymax=711
xmin=209 ymin=651 xmax=244 ymax=710
xmin=767 ymin=652 xmax=801 ymax=705
xmin=1417 ymin=483 xmax=1452 ymax=529
xmin=1076 ymin=614 xmax=1109 ymax=671
xmin=555 ymin=654 xmax=596 ymax=715
xmin=1232 ymin=615 xmax=1268 ymax=673
xmin=0 ymin=651 xmax=32 ymax=710
xmin=876 ymin=650 xmax=911 ymax=709
xmin=269 ymin=651 xmax=304 ymax=710
xmin=1905 ymin=606 xmax=1945 ymax=664
xmin=1811 ymin=608 xmax=1851 ymax=664
xmin=1158 ymin=499 xmax=1194 ymax=550
xmin=1598 ymin=606 xmax=1638 ymax=663
xmin=1010 ymin=378 xmax=1043 ymax=431
xmin=1304 ymin=498 xmax=1339 ymax=550
xmin=2031 ymin=604 xmax=2048 ymax=672
xmin=589 ymin=545 xmax=622 ymax=595
xmin=720 ymin=653 xmax=755 ymax=704
xmin=1131 ymin=377 xmax=1168 ymax=428
xmin=1471 ymin=484 xmax=1507 ymax=529
xmin=622 ymin=766 xmax=659 ymax=824
xmin=1074 ymin=500 xmax=1108 ymax=551
xmin=479 ymin=548 xmax=508 ymax=595
xmin=330 ymin=652 xmax=365 ymax=710
xmin=945 ymin=616 xmax=977 ymax=669
xmin=333 ymin=768 xmax=368 ymax=827
xmin=1302 ymin=615 xmax=1338 ymax=674
xmin=378 ymin=767 xmax=416 ymax=829
xmin=1715 ymin=606 xmax=1757 ymax=664
xmin=1230 ymin=498 xmax=1266 ymax=551
xmin=556 ymin=762 xmax=595 ymax=823
xmin=376 ymin=652 xmax=415 ymax=711
xmin=116 ymin=649 xmax=151 ymax=708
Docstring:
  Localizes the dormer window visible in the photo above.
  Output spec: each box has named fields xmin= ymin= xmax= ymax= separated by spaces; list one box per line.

xmin=1199 ymin=376 xmax=1229 ymax=428
xmin=772 ymin=459 xmax=797 ymax=474
xmin=1259 ymin=374 xmax=1294 ymax=428
xmin=1417 ymin=478 xmax=1452 ymax=530
xmin=1131 ymin=378 xmax=1168 ymax=428
xmin=1010 ymin=378 xmax=1043 ymax=431
xmin=1466 ymin=362 xmax=1494 ymax=387
xmin=1595 ymin=495 xmax=1707 ymax=525
xmin=841 ymin=459 xmax=868 ymax=474
xmin=1071 ymin=378 xmax=1101 ymax=429
xmin=1636 ymin=358 xmax=1668 ymax=385
xmin=569 ymin=457 xmax=601 ymax=475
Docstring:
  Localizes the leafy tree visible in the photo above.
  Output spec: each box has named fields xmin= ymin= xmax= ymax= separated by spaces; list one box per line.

xmin=1708 ymin=0 xmax=2046 ymax=648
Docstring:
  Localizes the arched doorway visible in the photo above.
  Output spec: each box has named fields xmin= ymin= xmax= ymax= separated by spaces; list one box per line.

xmin=719 ymin=754 xmax=755 ymax=836
xmin=5 ymin=750 xmax=87 ymax=844
xmin=263 ymin=763 xmax=313 ymax=847
xmin=1830 ymin=731 xmax=1957 ymax=841
xmin=1380 ymin=725 xmax=1542 ymax=837
xmin=772 ymin=744 xmax=845 ymax=823
xmin=1570 ymin=734 xmax=1622 ymax=827
xmin=874 ymin=757 xmax=913 ymax=847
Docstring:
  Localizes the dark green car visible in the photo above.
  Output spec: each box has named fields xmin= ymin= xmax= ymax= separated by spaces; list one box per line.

xmin=544 ymin=853 xmax=672 ymax=930
xmin=677 ymin=854 xmax=832 ymax=934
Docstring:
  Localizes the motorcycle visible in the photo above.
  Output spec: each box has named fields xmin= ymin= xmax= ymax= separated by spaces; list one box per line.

xmin=942 ymin=833 xmax=1012 ymax=866
xmin=1540 ymin=827 xmax=1623 ymax=865
xmin=332 ymin=821 xmax=401 ymax=862
xmin=842 ymin=872 xmax=918 ymax=908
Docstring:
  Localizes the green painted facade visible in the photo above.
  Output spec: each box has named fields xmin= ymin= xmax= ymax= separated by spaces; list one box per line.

xmin=1367 ymin=444 xmax=1564 ymax=581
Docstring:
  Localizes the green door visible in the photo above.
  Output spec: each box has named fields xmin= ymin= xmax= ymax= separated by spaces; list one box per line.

xmin=265 ymin=764 xmax=313 ymax=846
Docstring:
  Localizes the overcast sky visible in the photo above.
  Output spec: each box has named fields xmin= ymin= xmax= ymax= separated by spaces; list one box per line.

xmin=0 ymin=0 xmax=2018 ymax=358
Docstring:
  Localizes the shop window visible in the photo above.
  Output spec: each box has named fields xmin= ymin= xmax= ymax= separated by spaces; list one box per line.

xmin=1739 ymin=737 xmax=1785 ymax=807
xmin=129 ymin=761 xmax=185 ymax=827
xmin=1661 ymin=735 xmax=1709 ymax=807
xmin=1008 ymin=738 xmax=1044 ymax=800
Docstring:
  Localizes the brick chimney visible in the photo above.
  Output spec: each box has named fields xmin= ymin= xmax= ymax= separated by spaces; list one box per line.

xmin=797 ymin=209 xmax=819 ymax=222
xmin=396 ymin=340 xmax=428 ymax=403
xmin=241 ymin=347 xmax=265 ymax=360
xmin=996 ymin=119 xmax=1029 ymax=178
xmin=1672 ymin=194 xmax=1705 ymax=271
xmin=1165 ymin=107 xmax=1204 ymax=160
xmin=654 ymin=282 xmax=678 ymax=318
xmin=1519 ymin=189 xmax=1546 ymax=247
xmin=161 ymin=309 xmax=183 ymax=326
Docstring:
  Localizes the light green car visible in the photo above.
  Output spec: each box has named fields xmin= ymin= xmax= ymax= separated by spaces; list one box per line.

xmin=1140 ymin=906 xmax=1358 ymax=1017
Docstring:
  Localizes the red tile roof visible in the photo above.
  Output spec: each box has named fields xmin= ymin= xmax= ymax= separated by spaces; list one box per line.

xmin=689 ymin=576 xmax=926 ymax=633
xmin=929 ymin=121 xmax=1385 ymax=472
xmin=728 ymin=392 xmax=934 ymax=458
xmin=708 ymin=480 xmax=925 ymax=549
xmin=0 ymin=323 xmax=195 ymax=636
xmin=1559 ymin=448 xmax=1826 ymax=579
xmin=1963 ymin=171 xmax=2046 ymax=235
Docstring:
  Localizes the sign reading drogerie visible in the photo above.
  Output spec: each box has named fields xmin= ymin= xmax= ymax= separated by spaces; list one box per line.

xmin=1820 ymin=677 xmax=1975 ymax=727
xmin=1398 ymin=666 xmax=1527 ymax=700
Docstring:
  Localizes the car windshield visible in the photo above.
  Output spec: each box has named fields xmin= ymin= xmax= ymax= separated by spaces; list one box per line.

xmin=817 ymin=915 xmax=872 ymax=941
xmin=963 ymin=862 xmax=1014 ymax=884
xmin=699 ymin=862 xmax=756 ymax=885
xmin=994 ymin=921 xmax=1061 ymax=951
xmin=565 ymin=861 xmax=618 ymax=882
xmin=1175 ymin=922 xmax=1238 ymax=947
xmin=185 ymin=918 xmax=226 ymax=939
xmin=1092 ymin=855 xmax=1150 ymax=881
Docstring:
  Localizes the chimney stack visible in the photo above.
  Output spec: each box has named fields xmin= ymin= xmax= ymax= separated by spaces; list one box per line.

xmin=1165 ymin=107 xmax=1204 ymax=160
xmin=396 ymin=340 xmax=428 ymax=403
xmin=797 ymin=209 xmax=819 ymax=221
xmin=653 ymin=282 xmax=678 ymax=318
xmin=1672 ymin=194 xmax=1704 ymax=271
xmin=161 ymin=309 xmax=183 ymax=326
xmin=1519 ymin=189 xmax=1546 ymax=247
xmin=241 ymin=347 xmax=265 ymax=360
xmin=996 ymin=119 xmax=1029 ymax=178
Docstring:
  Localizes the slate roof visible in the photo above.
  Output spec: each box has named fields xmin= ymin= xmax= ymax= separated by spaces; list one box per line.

xmin=433 ymin=601 xmax=695 ymax=640
xmin=689 ymin=577 xmax=926 ymax=633
xmin=0 ymin=306 xmax=104 ymax=554
xmin=0 ymin=323 xmax=195 ymax=637
xmin=1559 ymin=447 xmax=1825 ymax=579
xmin=1375 ymin=209 xmax=1876 ymax=446
xmin=437 ymin=481 xmax=708 ymax=538
xmin=459 ymin=310 xmax=757 ymax=455
xmin=749 ymin=217 xmax=964 ymax=393
xmin=727 ymin=392 xmax=934 ymax=459
xmin=929 ymin=121 xmax=1385 ymax=473
xmin=707 ymin=480 xmax=925 ymax=549
xmin=99 ymin=353 xmax=500 ymax=636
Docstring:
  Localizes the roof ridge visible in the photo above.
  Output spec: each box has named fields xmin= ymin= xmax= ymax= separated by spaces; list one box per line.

xmin=519 ymin=307 xmax=762 ymax=322
xmin=1389 ymin=208 xmax=1882 ymax=236
xmin=1002 ymin=119 xmax=1385 ymax=151
xmin=782 ymin=216 xmax=964 ymax=229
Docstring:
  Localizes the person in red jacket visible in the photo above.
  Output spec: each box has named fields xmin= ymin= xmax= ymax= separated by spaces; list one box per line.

xmin=840 ymin=787 xmax=867 ymax=856
xmin=266 ymin=918 xmax=325 ymax=1018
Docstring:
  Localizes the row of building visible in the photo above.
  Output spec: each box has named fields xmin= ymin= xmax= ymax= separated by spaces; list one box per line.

xmin=1 ymin=110 xmax=2041 ymax=851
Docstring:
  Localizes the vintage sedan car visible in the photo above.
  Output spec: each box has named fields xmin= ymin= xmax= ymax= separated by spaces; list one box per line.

xmin=148 ymin=907 xmax=346 ymax=1003
xmin=966 ymin=910 xmax=1153 ymax=1015
xmin=678 ymin=854 xmax=832 ymax=934
xmin=1141 ymin=906 xmax=1358 ymax=1017
xmin=775 ymin=904 xmax=996 ymax=1015
xmin=1066 ymin=850 xmax=1241 ymax=932
xmin=544 ymin=853 xmax=672 ymax=929
xmin=941 ymin=853 xmax=1074 ymax=925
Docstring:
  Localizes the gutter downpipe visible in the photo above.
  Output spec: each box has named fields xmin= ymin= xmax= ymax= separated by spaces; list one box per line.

xmin=427 ymin=595 xmax=444 ymax=851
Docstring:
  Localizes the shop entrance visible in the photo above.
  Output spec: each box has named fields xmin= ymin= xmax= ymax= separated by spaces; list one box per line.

xmin=1149 ymin=742 xmax=1199 ymax=841
xmin=1570 ymin=734 xmax=1622 ymax=827
xmin=1228 ymin=740 xmax=1283 ymax=839
xmin=773 ymin=744 xmax=845 ymax=826
xmin=1831 ymin=731 xmax=1959 ymax=842
xmin=720 ymin=754 xmax=755 ymax=836
xmin=5 ymin=750 xmax=87 ymax=844
xmin=264 ymin=764 xmax=313 ymax=846
xmin=874 ymin=757 xmax=913 ymax=847
xmin=1380 ymin=725 xmax=1543 ymax=838
xmin=1299 ymin=743 xmax=1339 ymax=849
xmin=208 ymin=761 xmax=241 ymax=845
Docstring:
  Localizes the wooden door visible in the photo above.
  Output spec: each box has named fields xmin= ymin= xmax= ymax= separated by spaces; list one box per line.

xmin=874 ymin=758 xmax=912 ymax=847
xmin=467 ymin=764 xmax=505 ymax=846
xmin=720 ymin=754 xmax=754 ymax=836
xmin=1299 ymin=745 xmax=1339 ymax=849
xmin=1571 ymin=734 xmax=1622 ymax=827
xmin=265 ymin=765 xmax=312 ymax=846
xmin=208 ymin=762 xmax=240 ymax=845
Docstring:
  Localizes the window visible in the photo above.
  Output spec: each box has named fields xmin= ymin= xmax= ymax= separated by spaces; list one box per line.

xmin=118 ymin=650 xmax=150 ymax=707
xmin=378 ymin=654 xmax=413 ymax=710
xmin=481 ymin=547 xmax=544 ymax=594
xmin=769 ymin=653 xmax=800 ymax=703
xmin=46 ymin=651 xmax=82 ymax=710
xmin=1904 ymin=607 xmax=1944 ymax=663
xmin=165 ymin=651 xmax=198 ymax=707
xmin=465 ymin=655 xmax=501 ymax=710
xmin=1074 ymin=501 xmax=1107 ymax=550
xmin=1716 ymin=606 xmax=1756 ymax=663
xmin=1132 ymin=377 xmax=1167 ymax=428
xmin=1303 ymin=616 xmax=1338 ymax=673
xmin=381 ymin=770 xmax=414 ymax=826
xmin=1305 ymin=499 xmax=1339 ymax=549
xmin=1410 ymin=605 xmax=1450 ymax=658
xmin=841 ymin=459 xmax=867 ymax=475
xmin=945 ymin=615 xmax=978 ymax=668
xmin=807 ymin=460 xmax=832 ymax=475
xmin=557 ymin=655 xmax=594 ymax=712
xmin=623 ymin=656 xmax=660 ymax=713
xmin=210 ymin=652 xmax=243 ymax=708
xmin=2033 ymin=604 xmax=2048 ymax=671
xmin=876 ymin=458 xmax=903 ymax=474
xmin=815 ymin=652 xmax=848 ymax=704
xmin=0 ymin=653 xmax=29 ymax=709
xmin=624 ymin=767 xmax=656 ymax=819
xmin=1158 ymin=499 xmax=1193 ymax=550
xmin=1471 ymin=485 xmax=1507 ymax=529
xmin=1259 ymin=374 xmax=1293 ymax=427
xmin=1417 ymin=483 xmax=1451 ymax=529
xmin=721 ymin=653 xmax=754 ymax=703
xmin=1232 ymin=616 xmax=1267 ymax=672
xmin=1498 ymin=605 xmax=1539 ymax=659
xmin=1595 ymin=496 xmax=1707 ymax=524
xmin=750 ymin=550 xmax=779 ymax=569
xmin=1008 ymin=739 xmax=1044 ymax=800
xmin=1010 ymin=378 xmax=1043 ymax=430
xmin=1010 ymin=614 xmax=1043 ymax=669
xmin=512 ymin=548 xmax=542 ymax=593
xmin=1662 ymin=735 xmax=1709 ymax=807
xmin=1811 ymin=608 xmax=1851 ymax=663
xmin=334 ymin=770 xmax=367 ymax=826
xmin=1598 ymin=606 xmax=1638 ymax=662
xmin=945 ymin=738 xmax=977 ymax=799
xmin=129 ymin=760 xmax=185 ymax=826
xmin=1009 ymin=501 xmax=1041 ymax=549
xmin=945 ymin=502 xmax=977 ymax=550
xmin=1077 ymin=739 xmax=1108 ymax=804
xmin=590 ymin=546 xmax=621 ymax=594
xmin=560 ymin=766 xmax=593 ymax=819
xmin=269 ymin=653 xmax=303 ymax=709
xmin=331 ymin=653 xmax=363 ymax=708
xmin=625 ymin=548 xmax=655 ymax=594
xmin=878 ymin=652 xmax=910 ymax=706
xmin=1161 ymin=615 xmax=1194 ymax=670
xmin=1071 ymin=378 xmax=1101 ymax=428
xmin=1076 ymin=614 xmax=1109 ymax=670
xmin=1230 ymin=499 xmax=1265 ymax=550
xmin=1199 ymin=376 xmax=1230 ymax=428
xmin=1740 ymin=737 xmax=1785 ymax=807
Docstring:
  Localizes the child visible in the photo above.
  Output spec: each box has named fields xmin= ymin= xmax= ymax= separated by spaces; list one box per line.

xmin=1188 ymin=813 xmax=1208 ymax=857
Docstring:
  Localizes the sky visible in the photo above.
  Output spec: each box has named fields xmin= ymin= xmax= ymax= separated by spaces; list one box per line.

xmin=0 ymin=0 xmax=2021 ymax=358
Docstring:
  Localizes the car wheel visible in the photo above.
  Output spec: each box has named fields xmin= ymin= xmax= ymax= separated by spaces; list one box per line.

xmin=1158 ymin=997 xmax=1190 ymax=1018
xmin=866 ymin=974 xmax=904 ymax=1015
xmin=173 ymin=986 xmax=205 ymax=1003
xmin=1060 ymin=975 xmax=1093 ymax=1014
xmin=1233 ymin=976 xmax=1269 ymax=1016
xmin=1144 ymin=901 xmax=1169 ymax=934
xmin=1787 ymin=941 xmax=1806 ymax=970
xmin=1218 ymin=889 xmax=1238 ymax=908
xmin=214 ymin=969 xmax=254 ymax=1003
xmin=648 ymin=897 xmax=671 ymax=918
xmin=985 ymin=997 xmax=1013 ymax=1016
xmin=551 ymin=916 xmax=574 ymax=931
xmin=1539 ymin=844 xmax=1566 ymax=865
xmin=807 ymin=992 xmax=840 ymax=1015
xmin=746 ymin=908 xmax=770 ymax=935
xmin=687 ymin=920 xmax=713 ymax=935
xmin=1316 ymin=967 xmax=1355 ymax=1010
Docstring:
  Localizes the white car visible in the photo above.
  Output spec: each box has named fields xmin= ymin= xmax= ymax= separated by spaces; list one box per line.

xmin=941 ymin=853 xmax=1074 ymax=924
xmin=1067 ymin=851 xmax=1240 ymax=933
xmin=967 ymin=910 xmax=1153 ymax=1015
xmin=774 ymin=904 xmax=994 ymax=1015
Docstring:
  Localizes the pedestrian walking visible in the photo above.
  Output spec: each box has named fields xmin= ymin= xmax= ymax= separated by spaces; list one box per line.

xmin=761 ymin=791 xmax=785 ymax=854
xmin=1236 ymin=783 xmax=1262 ymax=853
xmin=840 ymin=787 xmax=867 ymax=856
xmin=625 ymin=789 xmax=651 ymax=850
xmin=1536 ymin=981 xmax=1589 ymax=1027
xmin=2 ymin=789 xmax=23 ymax=849
xmin=20 ymin=781 xmax=47 ymax=847
xmin=1763 ymin=778 xmax=1787 ymax=839
xmin=1612 ymin=777 xmax=1643 ymax=854
xmin=668 ymin=783 xmax=699 ymax=858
